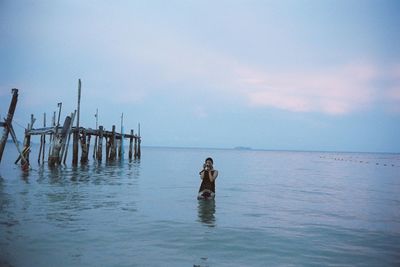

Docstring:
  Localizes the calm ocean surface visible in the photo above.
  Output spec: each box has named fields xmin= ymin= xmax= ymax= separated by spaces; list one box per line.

xmin=1 ymin=145 xmax=399 ymax=267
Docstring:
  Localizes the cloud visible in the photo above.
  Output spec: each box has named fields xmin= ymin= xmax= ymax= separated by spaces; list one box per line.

xmin=4 ymin=1 xmax=399 ymax=117
xmin=235 ymin=63 xmax=399 ymax=115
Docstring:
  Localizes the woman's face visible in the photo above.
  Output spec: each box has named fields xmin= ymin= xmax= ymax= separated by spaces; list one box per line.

xmin=205 ymin=160 xmax=213 ymax=169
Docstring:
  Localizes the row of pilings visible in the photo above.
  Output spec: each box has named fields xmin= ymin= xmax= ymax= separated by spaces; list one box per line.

xmin=18 ymin=119 xmax=141 ymax=168
xmin=0 ymin=83 xmax=141 ymax=170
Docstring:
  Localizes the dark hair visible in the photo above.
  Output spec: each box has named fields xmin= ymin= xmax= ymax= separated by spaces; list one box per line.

xmin=205 ymin=157 xmax=213 ymax=164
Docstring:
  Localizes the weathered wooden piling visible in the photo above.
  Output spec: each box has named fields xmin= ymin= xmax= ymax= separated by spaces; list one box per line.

xmin=137 ymin=123 xmax=141 ymax=159
xmin=20 ymin=115 xmax=36 ymax=168
xmin=93 ymin=108 xmax=98 ymax=159
xmin=129 ymin=129 xmax=134 ymax=160
xmin=96 ymin=125 xmax=104 ymax=161
xmin=38 ymin=113 xmax=46 ymax=164
xmin=48 ymin=116 xmax=71 ymax=167
xmin=109 ymin=125 xmax=116 ymax=161
xmin=20 ymin=131 xmax=31 ymax=168
xmin=137 ymin=137 xmax=141 ymax=159
xmin=118 ymin=113 xmax=124 ymax=160
xmin=86 ymin=134 xmax=91 ymax=161
xmin=72 ymin=79 xmax=82 ymax=166
xmin=56 ymin=102 xmax=62 ymax=132
xmin=0 ymin=89 xmax=19 ymax=163
xmin=134 ymin=136 xmax=138 ymax=158
xmin=80 ymin=130 xmax=88 ymax=164
xmin=63 ymin=111 xmax=76 ymax=165
xmin=106 ymin=136 xmax=110 ymax=161
xmin=48 ymin=112 xmax=56 ymax=161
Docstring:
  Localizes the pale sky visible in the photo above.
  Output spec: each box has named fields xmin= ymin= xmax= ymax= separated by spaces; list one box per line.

xmin=1 ymin=0 xmax=400 ymax=152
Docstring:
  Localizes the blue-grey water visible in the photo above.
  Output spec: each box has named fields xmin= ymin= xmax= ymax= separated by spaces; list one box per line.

xmin=1 ymin=145 xmax=400 ymax=267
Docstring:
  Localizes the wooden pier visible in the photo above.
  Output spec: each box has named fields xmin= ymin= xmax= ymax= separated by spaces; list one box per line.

xmin=0 ymin=81 xmax=142 ymax=169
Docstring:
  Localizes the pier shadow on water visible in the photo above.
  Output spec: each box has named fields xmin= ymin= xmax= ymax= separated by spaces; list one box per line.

xmin=197 ymin=199 xmax=216 ymax=227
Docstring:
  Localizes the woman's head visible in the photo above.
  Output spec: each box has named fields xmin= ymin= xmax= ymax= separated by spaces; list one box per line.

xmin=205 ymin=157 xmax=213 ymax=168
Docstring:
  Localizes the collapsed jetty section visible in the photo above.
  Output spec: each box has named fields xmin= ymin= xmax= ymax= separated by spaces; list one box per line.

xmin=0 ymin=80 xmax=141 ymax=170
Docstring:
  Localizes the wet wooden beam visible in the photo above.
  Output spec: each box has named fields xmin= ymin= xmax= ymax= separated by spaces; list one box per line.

xmin=0 ymin=89 xmax=18 ymax=163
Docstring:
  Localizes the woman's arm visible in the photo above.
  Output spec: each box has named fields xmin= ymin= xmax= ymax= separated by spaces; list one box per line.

xmin=209 ymin=170 xmax=218 ymax=182
xmin=199 ymin=170 xmax=205 ymax=180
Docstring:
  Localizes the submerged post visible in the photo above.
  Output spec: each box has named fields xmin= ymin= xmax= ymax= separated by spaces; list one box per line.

xmin=0 ymin=89 xmax=18 ymax=163
xmin=20 ymin=114 xmax=35 ymax=169
xmin=137 ymin=123 xmax=141 ymax=159
xmin=49 ymin=116 xmax=71 ymax=167
xmin=109 ymin=125 xmax=116 ymax=161
xmin=96 ymin=125 xmax=103 ymax=161
xmin=80 ymin=130 xmax=88 ymax=164
xmin=119 ymin=113 xmax=124 ymax=160
xmin=39 ymin=113 xmax=46 ymax=164
xmin=93 ymin=108 xmax=98 ymax=159
xmin=48 ymin=111 xmax=56 ymax=161
xmin=63 ymin=110 xmax=76 ymax=165
xmin=138 ymin=137 xmax=141 ymax=159
xmin=106 ymin=136 xmax=110 ymax=161
xmin=129 ymin=129 xmax=133 ymax=160
xmin=134 ymin=136 xmax=138 ymax=159
xmin=87 ymin=134 xmax=91 ymax=161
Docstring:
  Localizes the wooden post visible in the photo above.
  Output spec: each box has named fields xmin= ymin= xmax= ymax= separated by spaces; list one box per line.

xmin=96 ymin=125 xmax=103 ymax=161
xmin=87 ymin=134 xmax=91 ymax=161
xmin=49 ymin=116 xmax=71 ymax=167
xmin=137 ymin=123 xmax=141 ymax=159
xmin=109 ymin=125 xmax=116 ymax=161
xmin=119 ymin=113 xmax=124 ymax=160
xmin=20 ymin=115 xmax=35 ymax=167
xmin=72 ymin=79 xmax=81 ymax=165
xmin=21 ymin=130 xmax=31 ymax=168
xmin=129 ymin=129 xmax=133 ymax=160
xmin=56 ymin=102 xmax=62 ymax=133
xmin=138 ymin=137 xmax=141 ymax=159
xmin=48 ymin=111 xmax=56 ymax=161
xmin=106 ymin=136 xmax=110 ymax=161
xmin=63 ymin=110 xmax=76 ymax=165
xmin=134 ymin=136 xmax=138 ymax=159
xmin=0 ymin=89 xmax=18 ymax=163
xmin=41 ymin=113 xmax=46 ymax=163
xmin=93 ymin=108 xmax=98 ymax=159
xmin=80 ymin=130 xmax=88 ymax=164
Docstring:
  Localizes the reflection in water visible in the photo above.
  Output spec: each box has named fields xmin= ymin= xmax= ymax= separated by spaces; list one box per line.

xmin=197 ymin=199 xmax=216 ymax=227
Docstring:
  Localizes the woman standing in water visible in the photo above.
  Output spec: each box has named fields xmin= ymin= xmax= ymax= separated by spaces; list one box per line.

xmin=198 ymin=157 xmax=218 ymax=199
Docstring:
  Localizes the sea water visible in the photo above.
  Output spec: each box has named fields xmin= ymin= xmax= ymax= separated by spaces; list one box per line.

xmin=0 ymin=145 xmax=399 ymax=266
